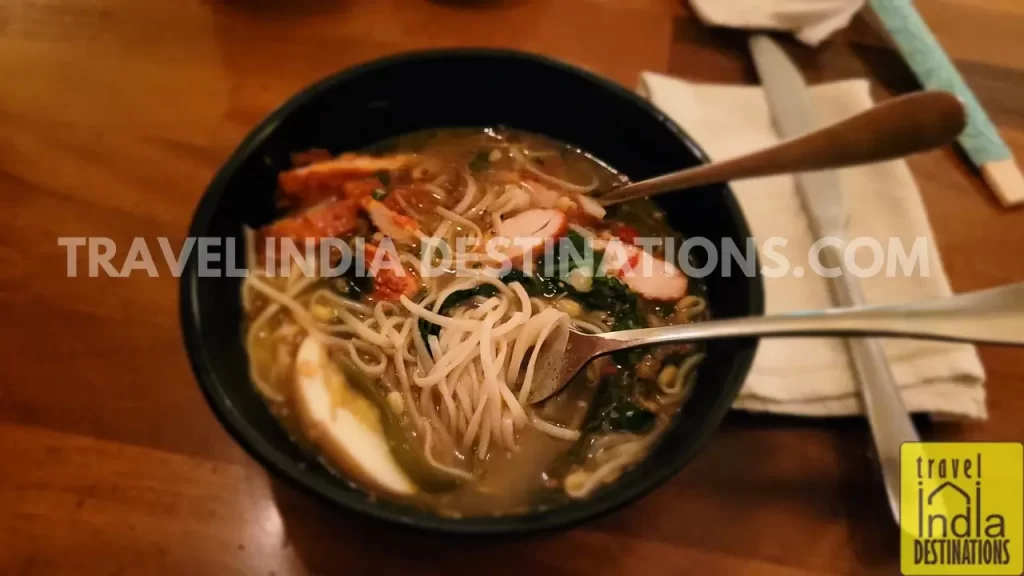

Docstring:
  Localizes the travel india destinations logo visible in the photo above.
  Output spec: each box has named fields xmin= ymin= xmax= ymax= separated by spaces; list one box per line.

xmin=900 ymin=442 xmax=1022 ymax=575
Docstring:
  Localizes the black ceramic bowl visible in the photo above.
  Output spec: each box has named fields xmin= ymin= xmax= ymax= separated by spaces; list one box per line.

xmin=181 ymin=48 xmax=763 ymax=534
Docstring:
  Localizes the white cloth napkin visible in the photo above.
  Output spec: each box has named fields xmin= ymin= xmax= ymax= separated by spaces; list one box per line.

xmin=639 ymin=73 xmax=988 ymax=419
xmin=690 ymin=0 xmax=864 ymax=46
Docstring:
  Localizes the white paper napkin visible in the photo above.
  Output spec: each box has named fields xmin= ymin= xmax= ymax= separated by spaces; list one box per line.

xmin=639 ymin=72 xmax=988 ymax=419
xmin=690 ymin=0 xmax=864 ymax=46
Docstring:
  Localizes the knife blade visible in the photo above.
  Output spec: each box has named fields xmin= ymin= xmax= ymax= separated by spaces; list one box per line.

xmin=748 ymin=36 xmax=847 ymax=238
xmin=749 ymin=34 xmax=920 ymax=525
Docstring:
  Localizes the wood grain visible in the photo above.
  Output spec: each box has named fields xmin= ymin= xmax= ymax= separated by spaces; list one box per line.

xmin=1 ymin=0 xmax=1022 ymax=574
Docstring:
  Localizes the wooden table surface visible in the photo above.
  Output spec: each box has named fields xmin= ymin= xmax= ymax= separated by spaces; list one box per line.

xmin=2 ymin=1 xmax=1022 ymax=574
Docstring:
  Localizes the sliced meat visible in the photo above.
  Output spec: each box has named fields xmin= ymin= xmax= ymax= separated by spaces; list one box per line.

xmin=361 ymin=198 xmax=421 ymax=244
xmin=496 ymin=208 xmax=568 ymax=265
xmin=261 ymin=198 xmax=362 ymax=243
xmin=293 ymin=336 xmax=417 ymax=496
xmin=592 ymin=238 xmax=688 ymax=301
xmin=364 ymin=244 xmax=419 ymax=302
xmin=620 ymin=250 xmax=688 ymax=301
xmin=341 ymin=177 xmax=384 ymax=203
xmin=290 ymin=148 xmax=333 ymax=167
xmin=278 ymin=153 xmax=413 ymax=207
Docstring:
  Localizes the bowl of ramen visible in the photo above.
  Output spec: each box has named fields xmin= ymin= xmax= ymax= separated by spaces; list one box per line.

xmin=182 ymin=49 xmax=763 ymax=533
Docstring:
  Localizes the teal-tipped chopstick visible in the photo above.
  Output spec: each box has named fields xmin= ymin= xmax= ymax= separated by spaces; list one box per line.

xmin=869 ymin=0 xmax=1024 ymax=206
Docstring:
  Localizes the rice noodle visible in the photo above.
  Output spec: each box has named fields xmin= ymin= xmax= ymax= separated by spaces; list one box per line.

xmin=422 ymin=426 xmax=476 ymax=481
xmin=244 ymin=239 xmax=698 ymax=501
xmin=489 ymin=185 xmax=531 ymax=216
xmin=563 ymin=421 xmax=666 ymax=499
xmin=343 ymin=340 xmax=388 ymax=378
xmin=243 ymin=272 xmax=317 ymax=401
xmin=674 ymin=295 xmax=707 ymax=321
xmin=394 ymin=192 xmax=423 ymax=219
xmin=436 ymin=206 xmax=483 ymax=247
xmin=422 ymin=183 xmax=448 ymax=202
xmin=530 ymin=416 xmax=581 ymax=441
xmin=511 ymin=148 xmax=598 ymax=194
xmin=467 ymin=187 xmax=497 ymax=216
xmin=659 ymin=352 xmax=705 ymax=401
xmin=311 ymin=289 xmax=374 ymax=316
xmin=571 ymin=319 xmax=608 ymax=334
xmin=240 ymin=132 xmax=709 ymax=504
xmin=400 ymin=295 xmax=482 ymax=332
xmin=452 ymin=169 xmax=478 ymax=214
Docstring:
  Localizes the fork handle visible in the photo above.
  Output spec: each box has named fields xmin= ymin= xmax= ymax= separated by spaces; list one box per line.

xmin=597 ymin=91 xmax=964 ymax=207
xmin=596 ymin=283 xmax=1024 ymax=350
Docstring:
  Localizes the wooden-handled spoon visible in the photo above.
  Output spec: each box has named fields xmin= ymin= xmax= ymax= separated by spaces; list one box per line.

xmin=598 ymin=90 xmax=965 ymax=206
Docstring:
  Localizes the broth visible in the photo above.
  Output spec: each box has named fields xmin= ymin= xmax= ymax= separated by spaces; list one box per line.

xmin=242 ymin=128 xmax=708 ymax=516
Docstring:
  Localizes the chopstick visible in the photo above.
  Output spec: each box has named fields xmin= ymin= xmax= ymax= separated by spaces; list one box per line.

xmin=868 ymin=0 xmax=1024 ymax=207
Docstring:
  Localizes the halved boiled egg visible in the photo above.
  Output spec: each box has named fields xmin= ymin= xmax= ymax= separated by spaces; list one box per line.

xmin=293 ymin=335 xmax=416 ymax=496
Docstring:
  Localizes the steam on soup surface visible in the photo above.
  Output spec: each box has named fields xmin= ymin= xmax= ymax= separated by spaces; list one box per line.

xmin=242 ymin=128 xmax=707 ymax=516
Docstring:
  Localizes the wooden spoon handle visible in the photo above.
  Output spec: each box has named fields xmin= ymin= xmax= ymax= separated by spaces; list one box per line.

xmin=599 ymin=90 xmax=965 ymax=206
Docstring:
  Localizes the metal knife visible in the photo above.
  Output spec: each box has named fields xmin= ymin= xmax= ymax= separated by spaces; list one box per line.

xmin=748 ymin=34 xmax=920 ymax=524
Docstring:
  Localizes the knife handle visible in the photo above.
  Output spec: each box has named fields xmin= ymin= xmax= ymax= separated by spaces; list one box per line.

xmin=819 ymin=243 xmax=920 ymax=525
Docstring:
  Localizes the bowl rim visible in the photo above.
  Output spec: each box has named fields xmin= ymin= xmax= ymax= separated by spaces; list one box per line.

xmin=180 ymin=47 xmax=764 ymax=534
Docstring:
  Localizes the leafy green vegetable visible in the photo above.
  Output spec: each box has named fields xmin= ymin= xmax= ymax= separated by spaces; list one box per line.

xmin=585 ymin=372 xmax=656 ymax=434
xmin=515 ymin=270 xmax=566 ymax=298
xmin=519 ymin=230 xmax=644 ymax=331
xmin=564 ymin=229 xmax=588 ymax=262
xmin=575 ymin=276 xmax=641 ymax=331
xmin=374 ymin=169 xmax=391 ymax=187
xmin=468 ymin=150 xmax=490 ymax=173
xmin=371 ymin=188 xmax=388 ymax=201
xmin=497 ymin=268 xmax=533 ymax=289
xmin=567 ymin=231 xmax=644 ymax=331
xmin=540 ymin=229 xmax=589 ymax=278
xmin=604 ymin=399 xmax=656 ymax=432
